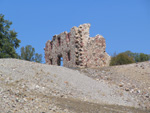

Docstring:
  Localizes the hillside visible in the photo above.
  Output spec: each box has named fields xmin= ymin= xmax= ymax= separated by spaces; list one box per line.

xmin=0 ymin=59 xmax=149 ymax=113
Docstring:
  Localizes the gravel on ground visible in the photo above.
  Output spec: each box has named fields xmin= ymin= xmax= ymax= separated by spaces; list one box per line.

xmin=0 ymin=59 xmax=149 ymax=113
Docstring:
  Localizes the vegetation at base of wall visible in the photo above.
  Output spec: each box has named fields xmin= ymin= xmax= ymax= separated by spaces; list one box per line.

xmin=110 ymin=51 xmax=150 ymax=66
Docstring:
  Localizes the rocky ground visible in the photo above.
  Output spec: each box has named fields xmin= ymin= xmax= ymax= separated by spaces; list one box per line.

xmin=0 ymin=59 xmax=150 ymax=113
xmin=78 ymin=61 xmax=150 ymax=109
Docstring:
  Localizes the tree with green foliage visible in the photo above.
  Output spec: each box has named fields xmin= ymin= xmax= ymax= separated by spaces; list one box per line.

xmin=0 ymin=14 xmax=20 ymax=58
xmin=110 ymin=53 xmax=135 ymax=66
xmin=139 ymin=53 xmax=150 ymax=62
xmin=21 ymin=45 xmax=35 ymax=61
xmin=34 ymin=53 xmax=42 ymax=63
xmin=20 ymin=45 xmax=42 ymax=63
xmin=110 ymin=51 xmax=150 ymax=66
xmin=123 ymin=51 xmax=150 ymax=62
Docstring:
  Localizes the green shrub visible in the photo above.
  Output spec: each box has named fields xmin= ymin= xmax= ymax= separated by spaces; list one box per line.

xmin=110 ymin=53 xmax=135 ymax=66
xmin=123 ymin=51 xmax=150 ymax=62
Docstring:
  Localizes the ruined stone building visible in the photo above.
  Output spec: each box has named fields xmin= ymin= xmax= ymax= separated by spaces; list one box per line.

xmin=45 ymin=24 xmax=110 ymax=68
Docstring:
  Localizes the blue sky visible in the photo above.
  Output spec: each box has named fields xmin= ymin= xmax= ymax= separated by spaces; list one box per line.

xmin=0 ymin=0 xmax=150 ymax=62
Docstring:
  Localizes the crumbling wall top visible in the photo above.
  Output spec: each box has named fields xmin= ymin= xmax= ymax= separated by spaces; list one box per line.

xmin=45 ymin=23 xmax=110 ymax=68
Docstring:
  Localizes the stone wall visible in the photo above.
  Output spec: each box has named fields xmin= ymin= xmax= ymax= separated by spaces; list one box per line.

xmin=45 ymin=23 xmax=110 ymax=68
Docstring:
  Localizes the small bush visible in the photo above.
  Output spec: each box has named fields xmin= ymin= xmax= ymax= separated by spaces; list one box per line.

xmin=110 ymin=53 xmax=135 ymax=66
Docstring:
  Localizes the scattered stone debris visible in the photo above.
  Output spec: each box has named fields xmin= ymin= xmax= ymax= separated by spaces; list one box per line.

xmin=119 ymin=84 xmax=124 ymax=87
xmin=125 ymin=88 xmax=130 ymax=91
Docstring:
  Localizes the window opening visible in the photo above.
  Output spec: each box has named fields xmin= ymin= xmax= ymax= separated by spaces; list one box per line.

xmin=57 ymin=54 xmax=63 ymax=66
xmin=58 ymin=37 xmax=61 ymax=46
xmin=50 ymin=59 xmax=53 ymax=65
xmin=50 ymin=42 xmax=53 ymax=49
xmin=66 ymin=33 xmax=70 ymax=42
xmin=67 ymin=51 xmax=71 ymax=61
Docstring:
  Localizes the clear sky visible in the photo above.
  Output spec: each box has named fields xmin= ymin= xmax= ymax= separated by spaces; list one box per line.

xmin=0 ymin=0 xmax=150 ymax=62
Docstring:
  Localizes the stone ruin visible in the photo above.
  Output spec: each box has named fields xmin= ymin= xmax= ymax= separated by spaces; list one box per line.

xmin=45 ymin=23 xmax=110 ymax=68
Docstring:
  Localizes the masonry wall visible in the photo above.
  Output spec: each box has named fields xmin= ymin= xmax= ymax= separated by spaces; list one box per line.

xmin=83 ymin=35 xmax=110 ymax=67
xmin=45 ymin=23 xmax=110 ymax=68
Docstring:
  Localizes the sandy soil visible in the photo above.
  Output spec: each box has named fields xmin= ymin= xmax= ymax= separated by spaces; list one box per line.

xmin=0 ymin=59 xmax=149 ymax=113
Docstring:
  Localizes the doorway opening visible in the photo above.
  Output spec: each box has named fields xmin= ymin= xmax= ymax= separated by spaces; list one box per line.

xmin=57 ymin=54 xmax=63 ymax=66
